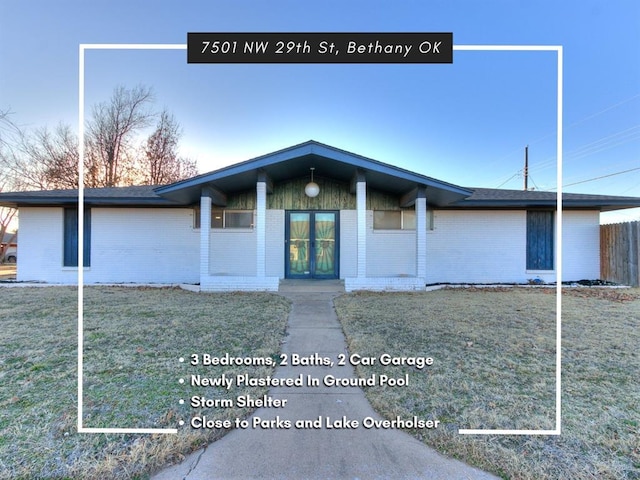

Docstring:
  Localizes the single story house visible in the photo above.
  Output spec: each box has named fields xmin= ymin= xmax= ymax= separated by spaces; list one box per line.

xmin=1 ymin=140 xmax=639 ymax=291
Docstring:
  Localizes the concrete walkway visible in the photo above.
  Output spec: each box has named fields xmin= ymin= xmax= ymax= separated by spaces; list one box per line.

xmin=152 ymin=282 xmax=499 ymax=480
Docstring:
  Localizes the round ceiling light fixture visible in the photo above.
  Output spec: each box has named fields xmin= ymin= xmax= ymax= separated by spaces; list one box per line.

xmin=305 ymin=167 xmax=320 ymax=198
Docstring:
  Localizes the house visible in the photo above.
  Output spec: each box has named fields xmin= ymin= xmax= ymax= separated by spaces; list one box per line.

xmin=1 ymin=140 xmax=639 ymax=291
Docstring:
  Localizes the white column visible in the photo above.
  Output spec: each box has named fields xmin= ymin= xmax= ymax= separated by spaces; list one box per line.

xmin=256 ymin=181 xmax=267 ymax=278
xmin=200 ymin=194 xmax=211 ymax=282
xmin=356 ymin=180 xmax=367 ymax=279
xmin=415 ymin=187 xmax=427 ymax=282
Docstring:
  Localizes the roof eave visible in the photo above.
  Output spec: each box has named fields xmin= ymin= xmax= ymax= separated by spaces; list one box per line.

xmin=0 ymin=196 xmax=185 ymax=208
xmin=445 ymin=199 xmax=640 ymax=211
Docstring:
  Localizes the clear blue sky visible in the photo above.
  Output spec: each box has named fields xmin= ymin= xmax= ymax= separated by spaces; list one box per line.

xmin=1 ymin=0 xmax=639 ymax=222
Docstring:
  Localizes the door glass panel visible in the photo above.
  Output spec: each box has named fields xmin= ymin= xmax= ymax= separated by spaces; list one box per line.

xmin=289 ymin=213 xmax=310 ymax=275
xmin=314 ymin=213 xmax=335 ymax=276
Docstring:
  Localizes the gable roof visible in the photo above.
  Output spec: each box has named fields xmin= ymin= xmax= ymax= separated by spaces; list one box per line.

xmin=154 ymin=140 xmax=473 ymax=206
xmin=0 ymin=140 xmax=639 ymax=212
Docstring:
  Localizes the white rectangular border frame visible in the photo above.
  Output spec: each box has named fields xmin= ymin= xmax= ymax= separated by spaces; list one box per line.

xmin=77 ymin=44 xmax=186 ymax=434
xmin=454 ymin=44 xmax=563 ymax=436
xmin=77 ymin=43 xmax=563 ymax=436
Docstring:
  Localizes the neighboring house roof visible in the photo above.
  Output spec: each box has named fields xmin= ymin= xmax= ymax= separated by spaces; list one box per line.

xmin=0 ymin=140 xmax=639 ymax=211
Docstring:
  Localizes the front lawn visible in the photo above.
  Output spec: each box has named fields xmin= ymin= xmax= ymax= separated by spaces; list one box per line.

xmin=0 ymin=287 xmax=290 ymax=479
xmin=334 ymin=287 xmax=640 ymax=480
xmin=2 ymin=285 xmax=638 ymax=479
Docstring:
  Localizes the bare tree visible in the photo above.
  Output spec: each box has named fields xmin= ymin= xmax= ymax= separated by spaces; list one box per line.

xmin=86 ymin=85 xmax=155 ymax=187
xmin=0 ymin=108 xmax=18 ymax=149
xmin=19 ymin=124 xmax=79 ymax=189
xmin=0 ymin=122 xmax=79 ymax=191
xmin=39 ymin=125 xmax=79 ymax=189
xmin=0 ymin=87 xmax=198 ymax=193
xmin=141 ymin=110 xmax=198 ymax=185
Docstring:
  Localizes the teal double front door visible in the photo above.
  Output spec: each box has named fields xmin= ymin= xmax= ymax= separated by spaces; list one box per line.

xmin=285 ymin=211 xmax=339 ymax=279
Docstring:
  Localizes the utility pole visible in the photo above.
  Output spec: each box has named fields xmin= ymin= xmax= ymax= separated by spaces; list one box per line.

xmin=523 ymin=145 xmax=529 ymax=191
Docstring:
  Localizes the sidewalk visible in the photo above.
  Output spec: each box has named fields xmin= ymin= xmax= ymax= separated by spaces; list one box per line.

xmin=152 ymin=285 xmax=499 ymax=479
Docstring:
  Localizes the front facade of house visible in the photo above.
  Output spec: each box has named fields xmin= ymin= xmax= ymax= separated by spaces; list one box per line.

xmin=3 ymin=141 xmax=640 ymax=291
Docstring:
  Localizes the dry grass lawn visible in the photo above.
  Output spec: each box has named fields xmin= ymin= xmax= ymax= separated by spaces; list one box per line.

xmin=2 ymin=285 xmax=638 ymax=479
xmin=334 ymin=287 xmax=640 ymax=480
xmin=0 ymin=287 xmax=290 ymax=479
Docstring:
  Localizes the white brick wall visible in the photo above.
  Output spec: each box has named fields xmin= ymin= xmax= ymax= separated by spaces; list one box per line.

xmin=345 ymin=276 xmax=425 ymax=292
xmin=200 ymin=275 xmax=279 ymax=291
xmin=18 ymin=207 xmax=66 ymax=282
xmin=17 ymin=206 xmax=602 ymax=287
xmin=562 ymin=210 xmax=600 ymax=281
xmin=356 ymin=181 xmax=367 ymax=278
xmin=18 ymin=207 xmax=199 ymax=284
xmin=340 ymin=210 xmax=357 ymax=278
xmin=256 ymin=182 xmax=267 ymax=277
xmin=367 ymin=211 xmax=416 ymax=277
xmin=415 ymin=196 xmax=427 ymax=280
xmin=93 ymin=208 xmax=199 ymax=283
xmin=209 ymin=227 xmax=257 ymax=276
xmin=200 ymin=196 xmax=211 ymax=280
xmin=425 ymin=210 xmax=601 ymax=284
xmin=266 ymin=210 xmax=285 ymax=278
xmin=426 ymin=210 xmax=525 ymax=283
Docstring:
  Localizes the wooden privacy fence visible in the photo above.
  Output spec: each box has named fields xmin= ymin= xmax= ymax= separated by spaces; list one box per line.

xmin=600 ymin=221 xmax=640 ymax=286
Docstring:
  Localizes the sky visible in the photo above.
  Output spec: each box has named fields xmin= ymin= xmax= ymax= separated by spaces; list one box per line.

xmin=1 ymin=0 xmax=639 ymax=223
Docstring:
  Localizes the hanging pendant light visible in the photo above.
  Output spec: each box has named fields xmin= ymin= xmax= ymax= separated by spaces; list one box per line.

xmin=305 ymin=167 xmax=320 ymax=198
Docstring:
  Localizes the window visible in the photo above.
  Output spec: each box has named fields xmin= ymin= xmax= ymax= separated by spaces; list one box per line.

xmin=210 ymin=209 xmax=223 ymax=228
xmin=373 ymin=210 xmax=416 ymax=230
xmin=64 ymin=207 xmax=91 ymax=267
xmin=193 ymin=208 xmax=254 ymax=229
xmin=216 ymin=210 xmax=253 ymax=228
xmin=526 ymin=210 xmax=554 ymax=270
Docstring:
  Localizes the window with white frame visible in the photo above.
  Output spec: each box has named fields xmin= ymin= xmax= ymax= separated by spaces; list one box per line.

xmin=373 ymin=210 xmax=416 ymax=230
xmin=193 ymin=208 xmax=254 ymax=229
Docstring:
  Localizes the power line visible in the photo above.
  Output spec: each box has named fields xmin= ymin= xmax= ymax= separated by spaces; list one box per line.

xmin=620 ymin=183 xmax=639 ymax=195
xmin=498 ymin=92 xmax=640 ymax=166
xmin=530 ymin=124 xmax=640 ymax=173
xmin=488 ymin=93 xmax=640 ymax=184
xmin=568 ymin=93 xmax=640 ymax=128
xmin=549 ymin=166 xmax=640 ymax=189
xmin=528 ymin=175 xmax=541 ymax=191
xmin=495 ymin=171 xmax=521 ymax=188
